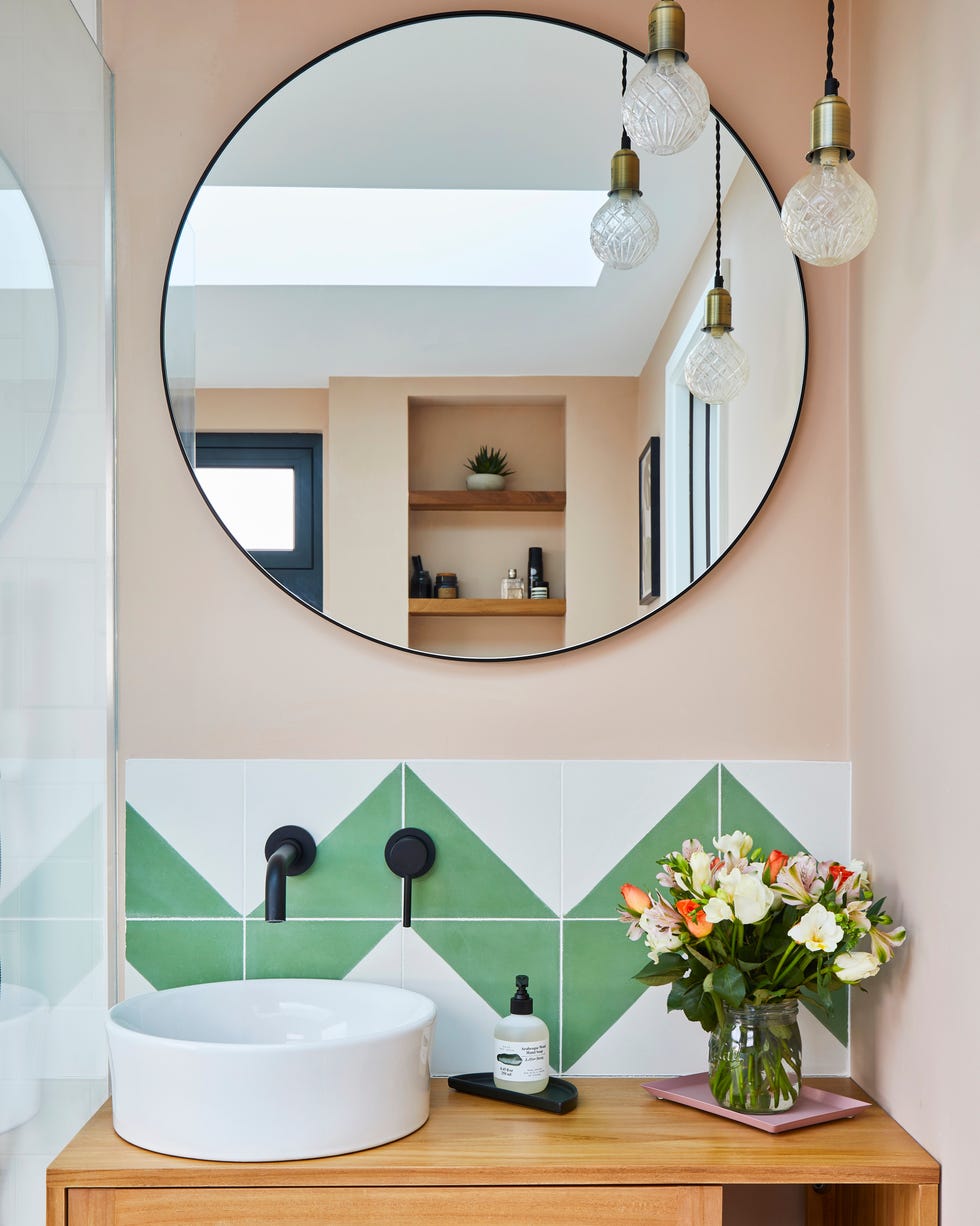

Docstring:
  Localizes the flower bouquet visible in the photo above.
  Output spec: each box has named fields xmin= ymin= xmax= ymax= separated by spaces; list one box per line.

xmin=619 ymin=831 xmax=906 ymax=1113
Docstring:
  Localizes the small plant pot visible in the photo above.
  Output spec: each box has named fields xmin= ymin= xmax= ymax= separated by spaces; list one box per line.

xmin=466 ymin=473 xmax=506 ymax=491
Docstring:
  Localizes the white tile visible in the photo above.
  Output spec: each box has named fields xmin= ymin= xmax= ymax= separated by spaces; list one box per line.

xmin=126 ymin=760 xmax=245 ymax=914
xmin=243 ymin=760 xmax=400 ymax=913
xmin=122 ymin=962 xmax=155 ymax=1000
xmin=561 ymin=761 xmax=717 ymax=913
xmin=401 ymin=927 xmax=499 ymax=1077
xmin=408 ymin=761 xmax=561 ymax=915
xmin=564 ymin=987 xmax=707 ymax=1078
xmin=799 ymin=1006 xmax=849 ymax=1075
xmin=722 ymin=762 xmax=850 ymax=862
xmin=344 ymin=923 xmax=403 ymax=989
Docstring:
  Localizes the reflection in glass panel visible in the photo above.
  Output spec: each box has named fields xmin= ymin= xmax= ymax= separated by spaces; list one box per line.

xmin=0 ymin=2 xmax=112 ymax=1224
xmin=197 ymin=466 xmax=296 ymax=550
xmin=0 ymin=159 xmax=58 ymax=528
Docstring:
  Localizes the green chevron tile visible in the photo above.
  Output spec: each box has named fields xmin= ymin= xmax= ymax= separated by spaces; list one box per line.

xmin=405 ymin=768 xmax=554 ymax=919
xmin=245 ymin=919 xmax=395 ymax=979
xmin=719 ymin=767 xmax=847 ymax=1045
xmin=126 ymin=804 xmax=239 ymax=919
xmin=719 ymin=767 xmax=807 ymax=856
xmin=126 ymin=919 xmax=243 ymax=989
xmin=0 ymin=809 xmax=102 ymax=918
xmin=247 ymin=768 xmax=402 ymax=919
xmin=562 ymin=920 xmax=649 ymax=1070
xmin=414 ymin=920 xmax=559 ymax=1045
xmin=568 ymin=767 xmax=719 ymax=918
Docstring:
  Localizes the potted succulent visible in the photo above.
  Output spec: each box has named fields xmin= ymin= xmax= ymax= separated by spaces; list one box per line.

xmin=464 ymin=445 xmax=514 ymax=491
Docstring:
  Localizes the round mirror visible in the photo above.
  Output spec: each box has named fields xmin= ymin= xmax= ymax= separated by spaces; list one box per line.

xmin=0 ymin=152 xmax=58 ymax=530
xmin=162 ymin=13 xmax=806 ymax=661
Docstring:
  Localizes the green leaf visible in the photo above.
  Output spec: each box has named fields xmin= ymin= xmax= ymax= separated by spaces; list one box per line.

xmin=634 ymin=962 xmax=686 ymax=987
xmin=709 ymin=963 xmax=747 ymax=1007
xmin=666 ymin=978 xmax=692 ymax=1013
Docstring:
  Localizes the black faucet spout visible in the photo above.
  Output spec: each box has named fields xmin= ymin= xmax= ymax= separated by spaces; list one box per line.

xmin=263 ymin=826 xmax=317 ymax=923
xmin=265 ymin=841 xmax=299 ymax=922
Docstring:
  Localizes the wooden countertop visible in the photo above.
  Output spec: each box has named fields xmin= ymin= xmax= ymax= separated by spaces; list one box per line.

xmin=48 ymin=1079 xmax=938 ymax=1191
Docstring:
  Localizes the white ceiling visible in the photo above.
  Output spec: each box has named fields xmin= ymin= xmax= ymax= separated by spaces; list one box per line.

xmin=170 ymin=15 xmax=755 ymax=387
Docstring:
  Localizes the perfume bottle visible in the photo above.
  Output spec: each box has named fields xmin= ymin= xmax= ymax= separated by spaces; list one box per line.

xmin=501 ymin=568 xmax=525 ymax=599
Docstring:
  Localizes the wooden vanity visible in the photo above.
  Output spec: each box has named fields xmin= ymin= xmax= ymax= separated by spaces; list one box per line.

xmin=47 ymin=1078 xmax=938 ymax=1226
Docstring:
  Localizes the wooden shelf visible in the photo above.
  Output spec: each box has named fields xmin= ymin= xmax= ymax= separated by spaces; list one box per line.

xmin=409 ymin=490 xmax=566 ymax=512
xmin=409 ymin=598 xmax=566 ymax=617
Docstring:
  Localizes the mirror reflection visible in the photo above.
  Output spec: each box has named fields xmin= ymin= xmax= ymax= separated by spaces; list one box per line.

xmin=0 ymin=154 xmax=58 ymax=530
xmin=162 ymin=14 xmax=806 ymax=660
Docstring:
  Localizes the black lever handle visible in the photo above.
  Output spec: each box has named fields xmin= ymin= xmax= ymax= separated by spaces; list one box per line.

xmin=384 ymin=828 xmax=436 ymax=927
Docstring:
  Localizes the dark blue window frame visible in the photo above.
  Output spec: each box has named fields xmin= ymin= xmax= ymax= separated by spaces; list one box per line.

xmin=195 ymin=432 xmax=323 ymax=609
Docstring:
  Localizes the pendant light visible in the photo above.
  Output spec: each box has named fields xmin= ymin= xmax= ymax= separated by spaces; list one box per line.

xmin=684 ymin=120 xmax=749 ymax=406
xmin=781 ymin=0 xmax=877 ymax=266
xmin=623 ymin=0 xmax=709 ymax=157
xmin=590 ymin=49 xmax=660 ymax=270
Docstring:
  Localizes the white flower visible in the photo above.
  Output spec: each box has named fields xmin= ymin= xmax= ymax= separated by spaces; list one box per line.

xmin=732 ymin=873 xmax=775 ymax=924
xmin=833 ymin=950 xmax=880 ymax=983
xmin=844 ymin=899 xmax=872 ymax=932
xmin=703 ymin=896 xmax=734 ymax=924
xmin=681 ymin=838 xmax=704 ymax=860
xmin=870 ymin=924 xmax=907 ymax=963
xmin=714 ymin=830 xmax=753 ymax=859
xmin=788 ymin=903 xmax=845 ymax=953
xmin=644 ymin=925 xmax=683 ymax=963
xmin=689 ymin=850 xmax=714 ymax=895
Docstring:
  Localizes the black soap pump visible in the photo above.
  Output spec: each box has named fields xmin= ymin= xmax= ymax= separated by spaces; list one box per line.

xmin=410 ymin=555 xmax=432 ymax=598
xmin=493 ymin=974 xmax=550 ymax=1094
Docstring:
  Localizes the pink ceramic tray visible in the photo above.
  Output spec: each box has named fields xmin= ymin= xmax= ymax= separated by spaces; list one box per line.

xmin=642 ymin=1073 xmax=871 ymax=1133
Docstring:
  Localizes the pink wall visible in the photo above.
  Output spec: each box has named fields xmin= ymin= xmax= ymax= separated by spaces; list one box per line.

xmin=108 ymin=0 xmax=846 ymax=764
xmin=849 ymin=1 xmax=977 ymax=1219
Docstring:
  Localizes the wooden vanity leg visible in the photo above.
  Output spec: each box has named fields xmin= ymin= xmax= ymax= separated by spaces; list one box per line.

xmin=806 ymin=1183 xmax=939 ymax=1226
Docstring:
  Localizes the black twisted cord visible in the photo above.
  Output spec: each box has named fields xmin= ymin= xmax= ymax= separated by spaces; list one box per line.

xmin=620 ymin=48 xmax=632 ymax=150
xmin=714 ymin=118 xmax=723 ymax=287
xmin=825 ymin=0 xmax=839 ymax=95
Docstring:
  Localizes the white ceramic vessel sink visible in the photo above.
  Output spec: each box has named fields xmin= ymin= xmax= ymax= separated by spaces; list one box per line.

xmin=107 ymin=978 xmax=436 ymax=1161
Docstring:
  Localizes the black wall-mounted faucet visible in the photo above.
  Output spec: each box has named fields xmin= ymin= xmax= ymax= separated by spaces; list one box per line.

xmin=385 ymin=827 xmax=436 ymax=927
xmin=264 ymin=825 xmax=317 ymax=922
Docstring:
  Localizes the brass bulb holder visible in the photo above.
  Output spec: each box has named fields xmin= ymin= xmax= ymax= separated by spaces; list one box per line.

xmin=647 ymin=0 xmax=689 ymax=62
xmin=609 ymin=147 xmax=641 ymax=194
xmin=806 ymin=92 xmax=855 ymax=162
xmin=702 ymin=286 xmax=733 ymax=334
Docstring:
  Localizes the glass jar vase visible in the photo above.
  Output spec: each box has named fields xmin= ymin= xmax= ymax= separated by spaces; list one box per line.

xmin=707 ymin=999 xmax=802 ymax=1114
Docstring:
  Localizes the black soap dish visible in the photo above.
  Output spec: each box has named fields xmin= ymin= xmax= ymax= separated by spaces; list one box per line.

xmin=448 ymin=1072 xmax=578 ymax=1113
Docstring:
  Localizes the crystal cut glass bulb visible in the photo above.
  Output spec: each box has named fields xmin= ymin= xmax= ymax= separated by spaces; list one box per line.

xmin=590 ymin=192 xmax=659 ymax=270
xmin=684 ymin=330 xmax=749 ymax=405
xmin=781 ymin=154 xmax=878 ymax=266
xmin=623 ymin=53 xmax=710 ymax=156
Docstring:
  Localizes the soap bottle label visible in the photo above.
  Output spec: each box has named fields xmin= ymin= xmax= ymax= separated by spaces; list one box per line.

xmin=493 ymin=1038 xmax=548 ymax=1083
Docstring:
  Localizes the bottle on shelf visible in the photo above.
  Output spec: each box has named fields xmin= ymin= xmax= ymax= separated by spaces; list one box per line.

xmin=527 ymin=546 xmax=544 ymax=596
xmin=501 ymin=567 xmax=525 ymax=599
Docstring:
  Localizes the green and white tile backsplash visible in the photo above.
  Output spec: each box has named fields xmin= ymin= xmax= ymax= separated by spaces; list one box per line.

xmin=124 ymin=759 xmax=851 ymax=1078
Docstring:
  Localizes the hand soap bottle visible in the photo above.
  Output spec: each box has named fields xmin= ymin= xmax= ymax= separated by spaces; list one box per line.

xmin=493 ymin=974 xmax=549 ymax=1094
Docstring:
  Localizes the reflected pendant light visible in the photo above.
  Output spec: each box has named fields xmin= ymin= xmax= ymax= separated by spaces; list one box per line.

xmin=623 ymin=0 xmax=709 ymax=157
xmin=590 ymin=49 xmax=660 ymax=269
xmin=684 ymin=119 xmax=749 ymax=406
xmin=781 ymin=0 xmax=877 ymax=266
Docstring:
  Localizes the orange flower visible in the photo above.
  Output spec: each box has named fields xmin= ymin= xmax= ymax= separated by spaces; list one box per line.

xmin=620 ymin=883 xmax=653 ymax=916
xmin=765 ymin=849 xmax=789 ymax=883
xmin=676 ymin=898 xmax=713 ymax=937
xmin=827 ymin=862 xmax=854 ymax=890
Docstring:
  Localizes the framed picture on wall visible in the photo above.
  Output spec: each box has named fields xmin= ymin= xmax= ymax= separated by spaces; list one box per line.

xmin=639 ymin=436 xmax=661 ymax=605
